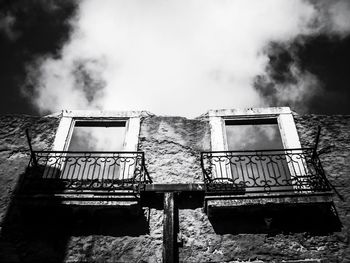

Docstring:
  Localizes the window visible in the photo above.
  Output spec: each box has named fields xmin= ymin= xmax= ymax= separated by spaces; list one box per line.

xmin=224 ymin=118 xmax=283 ymax=151
xmin=209 ymin=107 xmax=302 ymax=151
xmin=224 ymin=118 xmax=293 ymax=193
xmin=42 ymin=110 xmax=144 ymax=190
xmin=67 ymin=120 xmax=126 ymax=151
xmin=53 ymin=110 xmax=141 ymax=152
xmin=203 ymin=107 xmax=309 ymax=194
xmin=59 ymin=120 xmax=128 ymax=185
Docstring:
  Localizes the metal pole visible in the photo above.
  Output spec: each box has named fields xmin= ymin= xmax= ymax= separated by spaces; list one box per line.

xmin=312 ymin=126 xmax=321 ymax=159
xmin=25 ymin=128 xmax=38 ymax=166
xmin=163 ymin=192 xmax=178 ymax=263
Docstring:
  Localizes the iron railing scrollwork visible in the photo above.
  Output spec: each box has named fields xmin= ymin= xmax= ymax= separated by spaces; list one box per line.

xmin=22 ymin=151 xmax=152 ymax=193
xmin=201 ymin=148 xmax=333 ymax=195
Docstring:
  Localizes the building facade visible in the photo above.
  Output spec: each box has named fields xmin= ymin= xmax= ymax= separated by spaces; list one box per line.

xmin=0 ymin=108 xmax=349 ymax=262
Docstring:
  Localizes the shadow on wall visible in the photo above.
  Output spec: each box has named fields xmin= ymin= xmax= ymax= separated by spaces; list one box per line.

xmin=208 ymin=204 xmax=342 ymax=235
xmin=0 ymin=165 xmax=150 ymax=263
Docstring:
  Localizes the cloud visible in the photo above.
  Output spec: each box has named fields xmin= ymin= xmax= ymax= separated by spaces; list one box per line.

xmin=254 ymin=0 xmax=350 ymax=112
xmin=0 ymin=13 xmax=19 ymax=41
xmin=24 ymin=0 xmax=350 ymax=117
xmin=255 ymin=59 xmax=321 ymax=113
xmin=309 ymin=0 xmax=350 ymax=37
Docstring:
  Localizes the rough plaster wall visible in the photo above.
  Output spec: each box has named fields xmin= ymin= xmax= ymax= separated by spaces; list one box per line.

xmin=295 ymin=114 xmax=350 ymax=261
xmin=64 ymin=208 xmax=163 ymax=263
xmin=0 ymin=115 xmax=59 ymax=225
xmin=178 ymin=208 xmax=344 ymax=262
xmin=0 ymin=115 xmax=164 ymax=263
xmin=0 ymin=114 xmax=349 ymax=263
xmin=0 ymin=115 xmax=60 ymax=262
xmin=173 ymin=114 xmax=350 ymax=263
xmin=62 ymin=115 xmax=211 ymax=262
xmin=139 ymin=116 xmax=211 ymax=183
xmin=138 ymin=114 xmax=350 ymax=262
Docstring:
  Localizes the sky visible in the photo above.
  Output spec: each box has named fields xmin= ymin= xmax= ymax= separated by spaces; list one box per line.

xmin=0 ymin=0 xmax=349 ymax=117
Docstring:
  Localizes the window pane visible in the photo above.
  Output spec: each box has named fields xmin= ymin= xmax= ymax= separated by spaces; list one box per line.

xmin=224 ymin=120 xmax=292 ymax=193
xmin=225 ymin=121 xmax=283 ymax=150
xmin=68 ymin=121 xmax=126 ymax=151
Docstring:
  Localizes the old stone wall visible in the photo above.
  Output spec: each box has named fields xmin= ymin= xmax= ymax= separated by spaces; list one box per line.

xmin=139 ymin=116 xmax=211 ymax=184
xmin=63 ymin=115 xmax=211 ymax=262
xmin=172 ymin=114 xmax=350 ymax=263
xmin=0 ymin=115 xmax=60 ymax=262
xmin=0 ymin=115 xmax=59 ymax=225
xmin=294 ymin=114 xmax=350 ymax=261
xmin=0 ymin=112 xmax=349 ymax=262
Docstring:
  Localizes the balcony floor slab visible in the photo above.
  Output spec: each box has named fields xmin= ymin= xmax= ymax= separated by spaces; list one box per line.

xmin=205 ymin=192 xmax=334 ymax=214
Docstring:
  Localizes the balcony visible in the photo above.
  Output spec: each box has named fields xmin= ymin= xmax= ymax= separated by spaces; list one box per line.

xmin=201 ymin=148 xmax=341 ymax=232
xmin=19 ymin=151 xmax=152 ymax=202
xmin=201 ymin=148 xmax=333 ymax=196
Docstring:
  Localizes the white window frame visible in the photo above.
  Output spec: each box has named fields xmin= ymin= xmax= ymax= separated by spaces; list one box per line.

xmin=209 ymin=107 xmax=301 ymax=151
xmin=208 ymin=107 xmax=307 ymax=192
xmin=46 ymin=110 xmax=144 ymax=182
xmin=52 ymin=110 xmax=142 ymax=152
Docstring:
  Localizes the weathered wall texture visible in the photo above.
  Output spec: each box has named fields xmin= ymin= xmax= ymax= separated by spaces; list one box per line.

xmin=0 ymin=115 xmax=59 ymax=262
xmin=63 ymin=116 xmax=211 ymax=262
xmin=63 ymin=207 xmax=164 ymax=263
xmin=174 ymin=114 xmax=350 ymax=263
xmin=295 ymin=114 xmax=350 ymax=261
xmin=139 ymin=116 xmax=210 ymax=183
xmin=0 ymin=112 xmax=349 ymax=262
xmin=0 ymin=115 xmax=59 ymax=225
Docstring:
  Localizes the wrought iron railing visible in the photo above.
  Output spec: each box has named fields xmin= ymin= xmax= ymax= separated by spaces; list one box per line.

xmin=201 ymin=148 xmax=332 ymax=195
xmin=22 ymin=151 xmax=152 ymax=194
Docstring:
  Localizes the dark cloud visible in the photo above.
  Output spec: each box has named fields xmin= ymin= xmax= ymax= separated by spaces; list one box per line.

xmin=0 ymin=0 xmax=78 ymax=115
xmin=300 ymin=35 xmax=350 ymax=114
xmin=255 ymin=0 xmax=350 ymax=114
xmin=72 ymin=59 xmax=106 ymax=105
xmin=0 ymin=0 xmax=349 ymax=116
xmin=254 ymin=34 xmax=350 ymax=114
xmin=0 ymin=13 xmax=19 ymax=41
